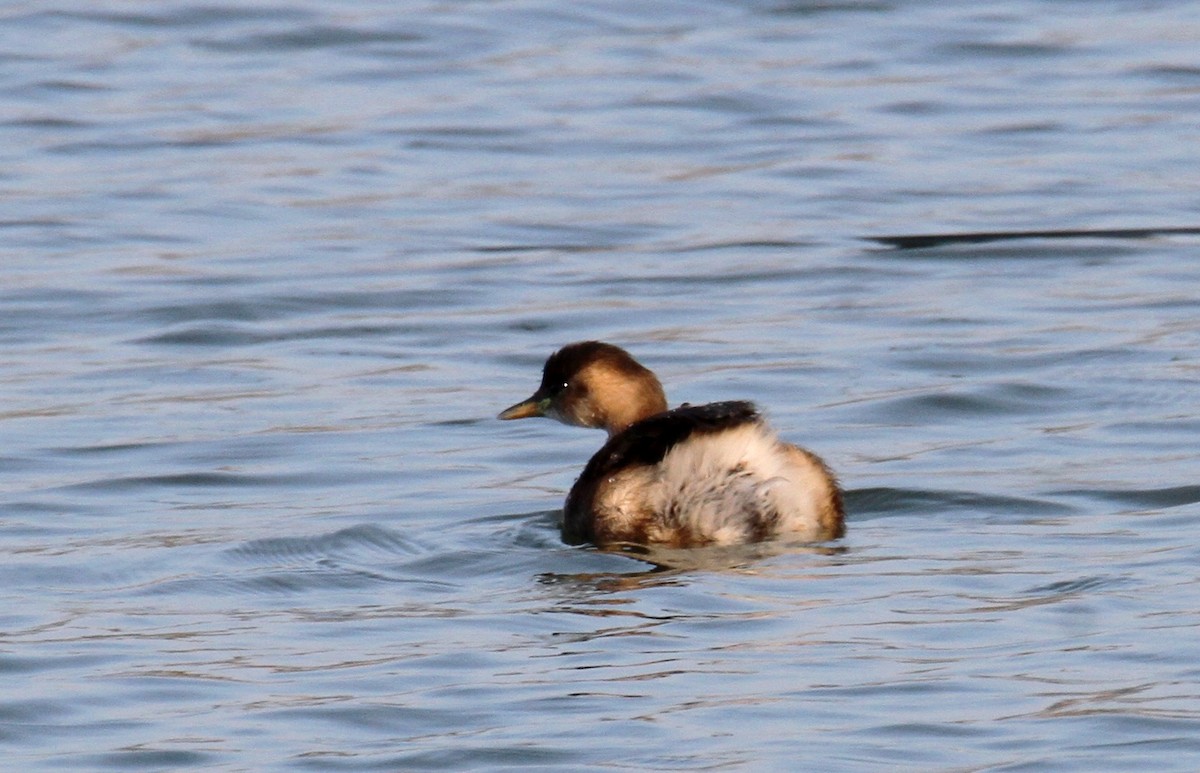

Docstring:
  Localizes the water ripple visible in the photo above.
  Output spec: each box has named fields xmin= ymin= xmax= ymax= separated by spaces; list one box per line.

xmin=4 ymin=0 xmax=1200 ymax=770
xmin=847 ymin=487 xmax=1072 ymax=518
xmin=226 ymin=524 xmax=425 ymax=564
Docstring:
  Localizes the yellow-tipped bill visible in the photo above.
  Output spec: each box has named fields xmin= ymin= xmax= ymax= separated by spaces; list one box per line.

xmin=498 ymin=396 xmax=547 ymax=420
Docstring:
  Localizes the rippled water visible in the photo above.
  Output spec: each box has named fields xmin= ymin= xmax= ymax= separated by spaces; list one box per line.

xmin=4 ymin=1 xmax=1200 ymax=770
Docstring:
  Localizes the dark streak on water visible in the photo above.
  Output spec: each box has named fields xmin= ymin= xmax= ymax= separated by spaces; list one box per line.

xmin=869 ymin=226 xmax=1200 ymax=249
xmin=3 ymin=1 xmax=1200 ymax=771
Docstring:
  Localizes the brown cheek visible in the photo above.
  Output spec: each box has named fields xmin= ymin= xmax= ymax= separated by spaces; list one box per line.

xmin=554 ymin=398 xmax=582 ymax=427
xmin=578 ymin=401 xmax=602 ymax=428
xmin=566 ymin=387 xmax=600 ymax=428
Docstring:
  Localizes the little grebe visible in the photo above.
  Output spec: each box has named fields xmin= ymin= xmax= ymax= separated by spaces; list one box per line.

xmin=499 ymin=341 xmax=844 ymax=548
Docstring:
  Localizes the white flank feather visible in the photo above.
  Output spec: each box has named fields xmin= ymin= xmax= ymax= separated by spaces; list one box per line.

xmin=648 ymin=422 xmax=832 ymax=544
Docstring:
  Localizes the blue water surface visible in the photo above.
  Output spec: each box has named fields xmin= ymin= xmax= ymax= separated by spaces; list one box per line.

xmin=2 ymin=1 xmax=1200 ymax=770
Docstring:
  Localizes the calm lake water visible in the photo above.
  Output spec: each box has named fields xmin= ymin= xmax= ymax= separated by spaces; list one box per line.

xmin=3 ymin=1 xmax=1200 ymax=770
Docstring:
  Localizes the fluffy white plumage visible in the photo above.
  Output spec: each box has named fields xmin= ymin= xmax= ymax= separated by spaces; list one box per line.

xmin=594 ymin=421 xmax=836 ymax=545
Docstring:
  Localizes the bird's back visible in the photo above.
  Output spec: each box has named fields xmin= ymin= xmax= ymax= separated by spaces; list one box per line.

xmin=563 ymin=401 xmax=842 ymax=547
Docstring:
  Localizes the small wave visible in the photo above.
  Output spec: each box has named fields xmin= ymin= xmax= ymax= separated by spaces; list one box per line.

xmin=45 ymin=7 xmax=305 ymax=29
xmin=860 ymin=382 xmax=1074 ymax=421
xmin=465 ymin=509 xmax=562 ymax=550
xmin=196 ymin=24 xmax=425 ymax=54
xmin=134 ymin=322 xmax=403 ymax=347
xmin=847 ymin=486 xmax=1072 ymax=518
xmin=867 ymin=226 xmax=1200 ymax=250
xmin=80 ymin=749 xmax=217 ymax=770
xmin=131 ymin=525 xmax=441 ymax=599
xmin=1051 ymin=485 xmax=1200 ymax=511
xmin=57 ymin=471 xmax=301 ymax=492
xmin=226 ymin=523 xmax=425 ymax=564
xmin=971 ymin=574 xmax=1133 ymax=613
xmin=1022 ymin=575 xmax=1125 ymax=597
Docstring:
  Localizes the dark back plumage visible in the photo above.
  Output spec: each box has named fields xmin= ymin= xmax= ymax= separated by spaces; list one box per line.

xmin=562 ymin=401 xmax=760 ymax=543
